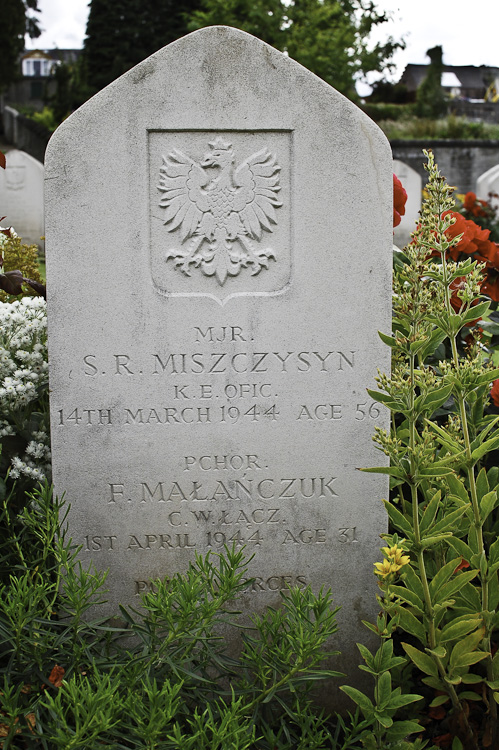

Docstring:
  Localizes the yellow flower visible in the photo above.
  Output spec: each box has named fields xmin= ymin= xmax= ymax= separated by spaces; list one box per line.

xmin=374 ymin=559 xmax=399 ymax=577
xmin=375 ymin=544 xmax=410 ymax=578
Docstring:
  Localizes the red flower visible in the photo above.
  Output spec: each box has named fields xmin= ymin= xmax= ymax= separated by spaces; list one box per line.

xmin=443 ymin=211 xmax=491 ymax=259
xmin=454 ymin=557 xmax=470 ymax=573
xmin=490 ymin=379 xmax=499 ymax=407
xmin=48 ymin=665 xmax=65 ymax=688
xmin=393 ymin=174 xmax=407 ymax=228
xmin=463 ymin=191 xmax=488 ymax=218
xmin=481 ymin=275 xmax=499 ymax=302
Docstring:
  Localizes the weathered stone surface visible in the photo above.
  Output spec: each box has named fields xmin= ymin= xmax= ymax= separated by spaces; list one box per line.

xmin=0 ymin=149 xmax=44 ymax=247
xmin=477 ymin=163 xmax=499 ymax=211
xmin=45 ymin=27 xmax=392 ymax=699
xmin=393 ymin=159 xmax=422 ymax=248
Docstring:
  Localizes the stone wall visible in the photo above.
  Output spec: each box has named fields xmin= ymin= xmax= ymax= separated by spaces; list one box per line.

xmin=391 ymin=140 xmax=499 ymax=193
xmin=1 ymin=106 xmax=51 ymax=163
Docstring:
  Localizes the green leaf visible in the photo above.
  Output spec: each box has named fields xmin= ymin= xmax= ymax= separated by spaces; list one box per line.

xmin=418 ymin=383 xmax=454 ymax=413
xmin=339 ymin=686 xmax=374 ymax=714
xmin=452 ymin=651 xmax=489 ymax=668
xmin=401 ymin=564 xmax=424 ymax=601
xmin=475 ymin=368 xmax=499 ymax=386
xmin=459 ymin=582 xmax=482 ymax=610
xmin=429 ymin=505 xmax=471 ymax=536
xmin=462 ymin=673 xmax=484 ymax=684
xmin=389 ymin=585 xmax=424 ymax=614
xmin=480 ymin=490 xmax=498 ymax=522
xmin=429 ymin=558 xmax=464 ymax=598
xmin=430 ymin=694 xmax=450 ymax=707
xmin=366 ymin=388 xmax=404 ymax=412
xmin=440 ymin=617 xmax=483 ymax=643
xmin=382 ymin=500 xmax=413 ymax=537
xmin=437 ymin=570 xmax=478 ymax=603
xmin=361 ymin=466 xmax=407 ymax=479
xmin=419 ymin=329 xmax=448 ymax=361
xmin=419 ymin=491 xmax=441 ymax=535
xmin=385 ymin=720 xmax=422 ymax=741
xmin=446 ymin=474 xmax=470 ymax=503
xmin=471 ymin=434 xmax=499 ymax=462
xmin=402 ymin=643 xmax=438 ymax=677
xmin=421 ymin=533 xmax=453 ymax=549
xmin=461 ymin=301 xmax=490 ymax=324
xmin=387 ymin=694 xmax=422 ymax=709
xmin=446 ymin=536 xmax=473 ymax=562
xmin=378 ymin=331 xmax=397 ymax=347
xmin=377 ymin=671 xmax=392 ymax=709
xmin=476 ymin=467 xmax=490 ymax=501
xmin=450 ymin=629 xmax=486 ymax=669
xmin=396 ymin=608 xmax=426 ymax=643
xmin=374 ymin=711 xmax=393 ymax=728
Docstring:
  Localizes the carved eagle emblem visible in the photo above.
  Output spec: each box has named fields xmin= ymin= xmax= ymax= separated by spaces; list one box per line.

xmin=158 ymin=138 xmax=282 ymax=285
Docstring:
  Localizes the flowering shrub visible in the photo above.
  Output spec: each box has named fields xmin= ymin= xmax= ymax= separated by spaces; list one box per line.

xmin=393 ymin=173 xmax=407 ymax=228
xmin=0 ymin=296 xmax=50 ymax=491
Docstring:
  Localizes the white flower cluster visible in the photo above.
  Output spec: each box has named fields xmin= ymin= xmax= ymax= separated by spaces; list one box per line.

xmin=0 ymin=297 xmax=50 ymax=482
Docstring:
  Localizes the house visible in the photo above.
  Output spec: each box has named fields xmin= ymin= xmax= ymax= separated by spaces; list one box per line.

xmin=399 ymin=64 xmax=499 ymax=102
xmin=6 ymin=49 xmax=81 ymax=111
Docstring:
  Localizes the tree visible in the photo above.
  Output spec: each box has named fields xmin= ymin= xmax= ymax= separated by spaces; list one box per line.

xmin=188 ymin=0 xmax=403 ymax=100
xmin=186 ymin=0 xmax=286 ymax=49
xmin=83 ymin=0 xmax=203 ymax=94
xmin=415 ymin=45 xmax=447 ymax=119
xmin=0 ymin=0 xmax=41 ymax=91
xmin=83 ymin=0 xmax=403 ymax=100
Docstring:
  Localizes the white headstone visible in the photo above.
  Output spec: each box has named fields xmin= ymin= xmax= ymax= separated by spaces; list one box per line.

xmin=476 ymin=164 xmax=499 ymax=212
xmin=46 ymin=27 xmax=391 ymax=694
xmin=393 ymin=160 xmax=422 ymax=248
xmin=0 ymin=149 xmax=44 ymax=247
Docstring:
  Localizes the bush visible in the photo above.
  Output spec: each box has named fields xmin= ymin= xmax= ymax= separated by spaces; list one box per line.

xmin=0 ymin=484 xmax=344 ymax=749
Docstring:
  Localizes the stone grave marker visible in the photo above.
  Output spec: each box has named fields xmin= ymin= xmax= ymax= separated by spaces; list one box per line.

xmin=477 ymin=164 xmax=499 ymax=212
xmin=0 ymin=149 xmax=44 ymax=248
xmin=393 ymin=159 xmax=422 ymax=248
xmin=45 ymin=27 xmax=392 ymax=694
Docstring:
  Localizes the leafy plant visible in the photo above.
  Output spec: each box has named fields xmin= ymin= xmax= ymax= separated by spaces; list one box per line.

xmin=360 ymin=151 xmax=499 ymax=749
xmin=0 ymin=483 xmax=343 ymax=748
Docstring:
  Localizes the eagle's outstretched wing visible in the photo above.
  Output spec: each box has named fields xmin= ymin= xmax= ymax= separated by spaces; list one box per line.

xmin=232 ymin=149 xmax=282 ymax=240
xmin=157 ymin=150 xmax=210 ymax=241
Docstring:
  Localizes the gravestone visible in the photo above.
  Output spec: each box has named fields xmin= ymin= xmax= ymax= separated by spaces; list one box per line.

xmin=477 ymin=164 xmax=499 ymax=212
xmin=0 ymin=149 xmax=44 ymax=248
xmin=393 ymin=159 xmax=422 ymax=248
xmin=45 ymin=27 xmax=391 ymax=695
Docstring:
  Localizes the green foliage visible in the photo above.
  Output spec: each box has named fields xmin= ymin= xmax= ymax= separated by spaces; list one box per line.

xmin=0 ymin=484 xmax=342 ymax=747
xmin=415 ymin=46 xmax=447 ymax=119
xmin=187 ymin=0 xmax=286 ymax=48
xmin=187 ymin=0 xmax=404 ymax=100
xmin=83 ymin=0 xmax=203 ymax=94
xmin=363 ymin=151 xmax=499 ymax=748
xmin=378 ymin=114 xmax=499 ymax=141
xmin=0 ymin=0 xmax=41 ymax=91
xmin=83 ymin=0 xmax=403 ymax=100
xmin=0 ymin=233 xmax=43 ymax=303
xmin=361 ymin=102 xmax=414 ymax=124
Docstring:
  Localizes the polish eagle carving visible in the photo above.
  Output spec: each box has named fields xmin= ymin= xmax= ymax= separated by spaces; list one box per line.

xmin=158 ymin=138 xmax=282 ymax=285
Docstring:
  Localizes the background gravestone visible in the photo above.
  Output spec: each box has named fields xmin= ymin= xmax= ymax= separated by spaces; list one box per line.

xmin=477 ymin=163 xmax=499 ymax=212
xmin=0 ymin=149 xmax=44 ymax=248
xmin=393 ymin=159 xmax=422 ymax=248
xmin=45 ymin=27 xmax=392 ymax=695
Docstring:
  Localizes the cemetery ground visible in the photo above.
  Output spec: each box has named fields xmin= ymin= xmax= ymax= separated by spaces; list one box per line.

xmin=4 ymin=28 xmax=499 ymax=750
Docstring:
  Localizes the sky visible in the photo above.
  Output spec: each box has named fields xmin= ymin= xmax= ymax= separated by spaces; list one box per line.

xmin=26 ymin=0 xmax=499 ymax=94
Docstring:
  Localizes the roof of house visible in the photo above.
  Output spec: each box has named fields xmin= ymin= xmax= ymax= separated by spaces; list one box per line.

xmin=400 ymin=64 xmax=499 ymax=93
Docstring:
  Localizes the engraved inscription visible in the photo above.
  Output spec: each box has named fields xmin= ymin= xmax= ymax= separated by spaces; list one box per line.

xmin=158 ymin=138 xmax=282 ymax=285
